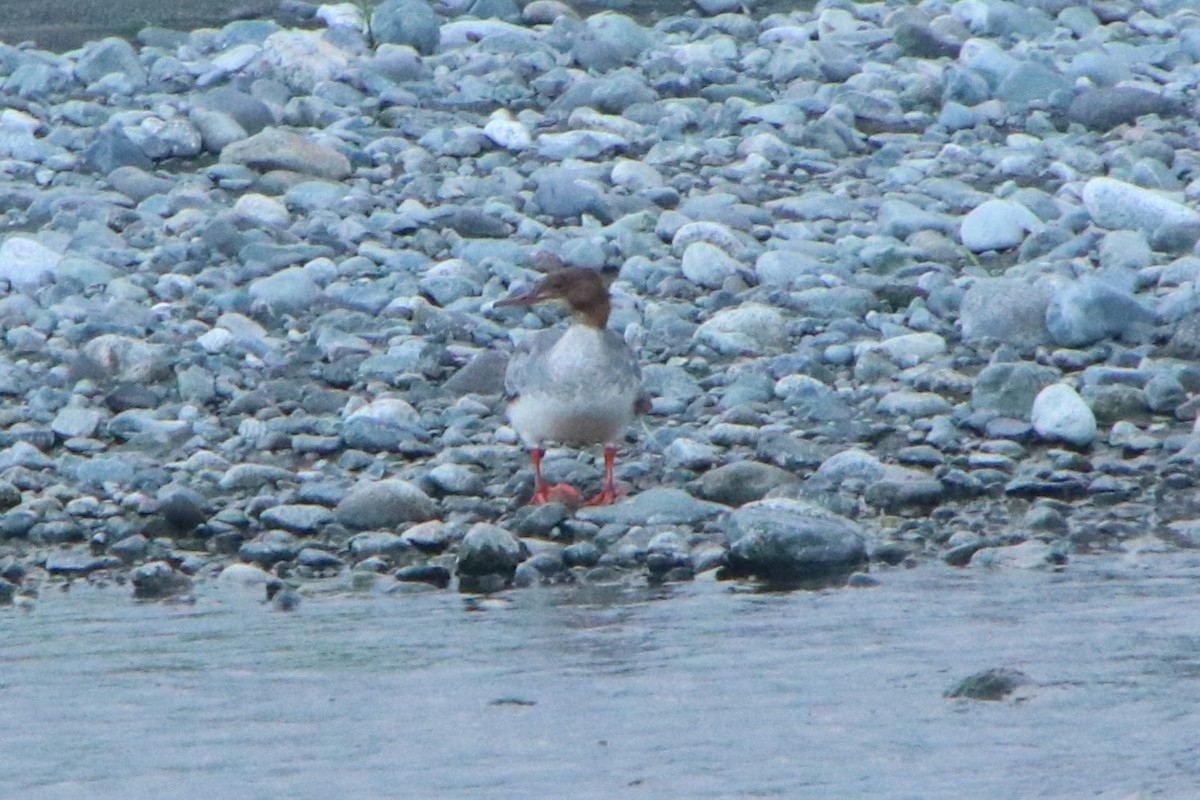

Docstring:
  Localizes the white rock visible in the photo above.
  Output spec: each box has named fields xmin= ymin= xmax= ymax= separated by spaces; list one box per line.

xmin=233 ymin=193 xmax=290 ymax=227
xmin=960 ymin=199 xmax=1040 ymax=251
xmin=196 ymin=327 xmax=234 ymax=354
xmin=680 ymin=241 xmax=741 ymax=289
xmin=52 ymin=407 xmax=103 ymax=439
xmin=316 ymin=3 xmax=365 ymax=30
xmin=439 ymin=19 xmax=536 ymax=48
xmin=216 ymin=563 xmax=275 ymax=596
xmin=1031 ymin=383 xmax=1096 ymax=447
xmin=1082 ymin=176 xmax=1200 ymax=234
xmin=694 ymin=304 xmax=787 ymax=355
xmin=261 ymin=30 xmax=350 ymax=92
xmin=610 ymin=158 xmax=663 ymax=191
xmin=482 ymin=110 xmax=532 ymax=151
xmin=671 ymin=221 xmax=749 ymax=258
xmin=346 ymin=397 xmax=420 ymax=424
xmin=0 ymin=237 xmax=62 ymax=289
xmin=536 ymin=130 xmax=627 ymax=160
xmin=970 ymin=540 xmax=1059 ymax=570
xmin=872 ymin=332 xmax=947 ymax=367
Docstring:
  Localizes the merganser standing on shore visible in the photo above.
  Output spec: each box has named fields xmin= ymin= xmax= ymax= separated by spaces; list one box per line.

xmin=496 ymin=267 xmax=646 ymax=506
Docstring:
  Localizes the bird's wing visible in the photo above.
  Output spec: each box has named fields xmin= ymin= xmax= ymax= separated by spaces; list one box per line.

xmin=504 ymin=327 xmax=565 ymax=401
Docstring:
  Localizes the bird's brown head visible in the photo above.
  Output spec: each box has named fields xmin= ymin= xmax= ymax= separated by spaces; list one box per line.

xmin=496 ymin=267 xmax=611 ymax=328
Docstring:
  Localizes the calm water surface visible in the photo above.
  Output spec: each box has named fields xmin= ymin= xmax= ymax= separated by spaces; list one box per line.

xmin=4 ymin=554 xmax=1200 ymax=798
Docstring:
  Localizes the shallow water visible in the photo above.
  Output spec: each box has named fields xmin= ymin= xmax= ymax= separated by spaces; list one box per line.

xmin=5 ymin=554 xmax=1200 ymax=798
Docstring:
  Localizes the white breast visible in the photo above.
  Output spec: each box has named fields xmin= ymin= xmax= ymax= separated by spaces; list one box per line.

xmin=506 ymin=325 xmax=641 ymax=447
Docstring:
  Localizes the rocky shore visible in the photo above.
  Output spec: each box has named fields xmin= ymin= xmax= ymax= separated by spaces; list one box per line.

xmin=1 ymin=0 xmax=1199 ymax=604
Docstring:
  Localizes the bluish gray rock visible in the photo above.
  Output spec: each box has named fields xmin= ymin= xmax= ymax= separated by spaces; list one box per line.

xmin=1083 ymin=177 xmax=1200 ymax=235
xmin=335 ymin=480 xmax=437 ymax=529
xmin=571 ymin=13 xmax=651 ymax=73
xmin=371 ymin=0 xmax=441 ymax=55
xmin=220 ymin=128 xmax=352 ymax=180
xmin=691 ymin=462 xmax=800 ymax=507
xmin=1045 ymin=278 xmax=1156 ymax=347
xmin=1067 ymin=86 xmax=1177 ymax=131
xmin=259 ymin=504 xmax=336 ymax=535
xmin=75 ymin=37 xmax=147 ymax=88
xmin=576 ymin=487 xmax=727 ymax=526
xmin=959 ymin=279 xmax=1052 ymax=349
xmin=972 ymin=362 xmax=1059 ymax=418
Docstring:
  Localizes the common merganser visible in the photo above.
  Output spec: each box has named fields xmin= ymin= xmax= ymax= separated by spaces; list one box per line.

xmin=496 ymin=267 xmax=646 ymax=506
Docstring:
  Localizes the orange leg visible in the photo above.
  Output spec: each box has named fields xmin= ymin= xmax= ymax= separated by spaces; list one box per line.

xmin=527 ymin=447 xmax=582 ymax=506
xmin=584 ymin=445 xmax=624 ymax=506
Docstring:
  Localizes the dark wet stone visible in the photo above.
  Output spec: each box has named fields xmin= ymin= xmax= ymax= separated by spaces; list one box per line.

xmin=30 ymin=520 xmax=86 ymax=545
xmin=1004 ymin=474 xmax=1089 ymax=500
xmin=456 ymin=523 xmax=524 ymax=577
xmin=157 ymin=489 xmax=209 ymax=533
xmin=2 ymin=509 xmax=41 ymax=540
xmin=348 ymin=532 xmax=414 ymax=560
xmin=239 ymin=531 xmax=301 ymax=568
xmin=691 ymin=461 xmax=800 ymax=507
xmin=863 ymin=478 xmax=944 ymax=512
xmin=0 ymin=578 xmax=15 ymax=604
xmin=266 ymin=579 xmax=301 ymax=611
xmin=943 ymin=541 xmax=986 ymax=567
xmin=509 ymin=502 xmax=570 ymax=538
xmin=296 ymin=547 xmax=343 ymax=571
xmin=0 ymin=559 xmax=26 ymax=584
xmin=515 ymin=551 xmax=570 ymax=587
xmin=562 ymin=540 xmax=602 ymax=568
xmin=870 ymin=542 xmax=913 ymax=566
xmin=110 ymin=533 xmax=150 ymax=564
xmin=0 ymin=480 xmax=19 ymax=511
xmin=894 ymin=19 xmax=961 ymax=59
xmin=260 ymin=504 xmax=336 ymax=535
xmin=45 ymin=549 xmax=122 ymax=576
xmin=945 ymin=668 xmax=1031 ymax=701
xmin=721 ymin=498 xmax=868 ymax=583
xmin=131 ymin=560 xmax=193 ymax=600
xmin=395 ymin=563 xmax=451 ymax=588
xmin=399 ymin=521 xmax=450 ymax=553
